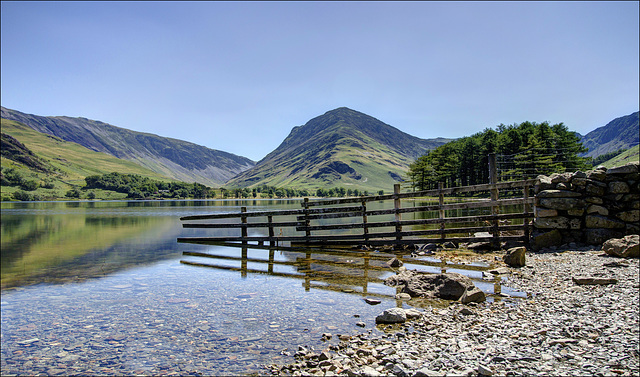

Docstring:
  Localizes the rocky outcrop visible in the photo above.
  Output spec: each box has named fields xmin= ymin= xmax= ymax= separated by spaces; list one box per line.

xmin=532 ymin=161 xmax=639 ymax=249
xmin=602 ymin=234 xmax=640 ymax=258
xmin=384 ymin=270 xmax=486 ymax=303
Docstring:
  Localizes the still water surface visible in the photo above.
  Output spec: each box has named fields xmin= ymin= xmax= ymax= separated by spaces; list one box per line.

xmin=1 ymin=200 xmax=519 ymax=376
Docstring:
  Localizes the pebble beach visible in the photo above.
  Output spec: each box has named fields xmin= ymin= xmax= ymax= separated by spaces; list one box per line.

xmin=267 ymin=246 xmax=640 ymax=377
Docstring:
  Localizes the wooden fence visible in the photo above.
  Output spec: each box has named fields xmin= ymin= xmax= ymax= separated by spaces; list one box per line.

xmin=178 ymin=179 xmax=536 ymax=249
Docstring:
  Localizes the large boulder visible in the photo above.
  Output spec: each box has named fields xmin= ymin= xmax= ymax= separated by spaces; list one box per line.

xmin=504 ymin=246 xmax=526 ymax=267
xmin=602 ymin=235 xmax=640 ymax=258
xmin=384 ymin=271 xmax=485 ymax=303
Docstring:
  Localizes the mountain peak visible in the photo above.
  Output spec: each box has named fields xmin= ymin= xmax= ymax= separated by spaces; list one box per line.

xmin=228 ymin=108 xmax=451 ymax=191
xmin=325 ymin=106 xmax=359 ymax=115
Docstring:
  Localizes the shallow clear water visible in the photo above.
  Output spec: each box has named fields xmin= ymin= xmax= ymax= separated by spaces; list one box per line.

xmin=1 ymin=200 xmax=522 ymax=376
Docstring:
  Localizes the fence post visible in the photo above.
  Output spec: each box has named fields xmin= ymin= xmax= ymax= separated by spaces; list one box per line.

xmin=362 ymin=200 xmax=369 ymax=242
xmin=488 ymin=154 xmax=500 ymax=249
xmin=523 ymin=184 xmax=530 ymax=245
xmin=268 ymin=215 xmax=275 ymax=247
xmin=394 ymin=183 xmax=402 ymax=247
xmin=438 ymin=182 xmax=445 ymax=240
xmin=303 ymin=197 xmax=311 ymax=243
xmin=241 ymin=207 xmax=248 ymax=246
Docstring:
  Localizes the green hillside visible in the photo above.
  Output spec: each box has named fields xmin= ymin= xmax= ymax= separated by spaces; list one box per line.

xmin=1 ymin=118 xmax=175 ymax=200
xmin=599 ymin=145 xmax=639 ymax=168
xmin=1 ymin=106 xmax=255 ymax=186
xmin=228 ymin=107 xmax=451 ymax=192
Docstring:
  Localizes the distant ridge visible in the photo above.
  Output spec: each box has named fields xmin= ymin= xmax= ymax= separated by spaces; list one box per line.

xmin=228 ymin=107 xmax=452 ymax=191
xmin=580 ymin=111 xmax=639 ymax=158
xmin=1 ymin=107 xmax=255 ymax=186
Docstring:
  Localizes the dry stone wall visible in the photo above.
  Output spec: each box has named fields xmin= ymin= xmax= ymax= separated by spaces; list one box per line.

xmin=532 ymin=161 xmax=639 ymax=249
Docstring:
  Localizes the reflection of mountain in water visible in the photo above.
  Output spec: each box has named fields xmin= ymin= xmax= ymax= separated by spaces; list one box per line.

xmin=1 ymin=215 xmax=184 ymax=289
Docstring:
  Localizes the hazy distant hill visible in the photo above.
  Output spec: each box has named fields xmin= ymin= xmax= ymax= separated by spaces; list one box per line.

xmin=1 ymin=107 xmax=255 ymax=187
xmin=580 ymin=111 xmax=639 ymax=158
xmin=228 ymin=107 xmax=452 ymax=191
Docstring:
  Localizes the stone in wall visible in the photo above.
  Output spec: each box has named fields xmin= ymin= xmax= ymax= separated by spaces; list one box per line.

xmin=584 ymin=229 xmax=623 ymax=245
xmin=608 ymin=181 xmax=630 ymax=194
xmin=586 ymin=182 xmax=606 ymax=196
xmin=606 ymin=163 xmax=639 ymax=175
xmin=535 ymin=208 xmax=558 ymax=217
xmin=586 ymin=167 xmax=607 ymax=181
xmin=534 ymin=175 xmax=554 ymax=193
xmin=531 ymin=229 xmax=562 ymax=251
xmin=586 ymin=204 xmax=608 ymax=216
xmin=538 ymin=198 xmax=585 ymax=211
xmin=585 ymin=215 xmax=626 ymax=229
xmin=534 ymin=216 xmax=570 ymax=229
xmin=617 ymin=210 xmax=639 ymax=223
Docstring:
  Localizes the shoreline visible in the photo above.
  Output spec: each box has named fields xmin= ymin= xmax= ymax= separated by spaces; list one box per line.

xmin=266 ymin=246 xmax=640 ymax=376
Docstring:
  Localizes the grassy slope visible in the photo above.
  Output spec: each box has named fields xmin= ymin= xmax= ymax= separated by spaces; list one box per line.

xmin=599 ymin=145 xmax=639 ymax=168
xmin=228 ymin=108 xmax=441 ymax=192
xmin=1 ymin=106 xmax=256 ymax=186
xmin=245 ymin=127 xmax=412 ymax=191
xmin=1 ymin=118 xmax=174 ymax=199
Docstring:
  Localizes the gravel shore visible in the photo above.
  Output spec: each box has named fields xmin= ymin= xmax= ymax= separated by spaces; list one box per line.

xmin=267 ymin=246 xmax=640 ymax=377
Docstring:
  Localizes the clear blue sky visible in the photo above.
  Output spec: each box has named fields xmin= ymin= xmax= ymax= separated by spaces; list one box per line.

xmin=2 ymin=1 xmax=638 ymax=161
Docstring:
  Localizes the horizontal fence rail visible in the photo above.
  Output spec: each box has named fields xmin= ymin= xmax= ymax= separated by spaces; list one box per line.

xmin=178 ymin=179 xmax=536 ymax=249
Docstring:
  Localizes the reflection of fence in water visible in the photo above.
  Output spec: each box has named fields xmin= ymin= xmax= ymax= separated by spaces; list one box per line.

xmin=180 ymin=245 xmax=510 ymax=302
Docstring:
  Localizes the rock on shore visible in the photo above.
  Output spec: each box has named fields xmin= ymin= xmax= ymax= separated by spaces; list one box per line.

xmin=383 ymin=271 xmax=486 ymax=304
xmin=267 ymin=247 xmax=639 ymax=376
xmin=603 ymin=234 xmax=639 ymax=258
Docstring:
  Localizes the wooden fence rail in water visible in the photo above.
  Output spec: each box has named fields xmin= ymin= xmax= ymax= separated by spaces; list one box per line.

xmin=178 ymin=179 xmax=537 ymax=249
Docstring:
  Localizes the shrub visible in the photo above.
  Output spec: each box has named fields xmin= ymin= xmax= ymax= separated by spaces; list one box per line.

xmin=41 ymin=180 xmax=55 ymax=189
xmin=13 ymin=190 xmax=33 ymax=201
xmin=2 ymin=168 xmax=24 ymax=186
xmin=20 ymin=179 xmax=40 ymax=191
xmin=66 ymin=188 xmax=81 ymax=198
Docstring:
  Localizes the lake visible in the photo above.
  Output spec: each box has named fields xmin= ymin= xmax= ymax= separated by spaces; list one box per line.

xmin=1 ymin=200 xmax=521 ymax=376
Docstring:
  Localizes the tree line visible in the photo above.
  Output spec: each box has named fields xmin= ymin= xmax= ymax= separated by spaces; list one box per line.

xmin=407 ymin=121 xmax=591 ymax=191
xmin=83 ymin=173 xmax=382 ymax=200
xmin=221 ymin=185 xmax=380 ymax=199
xmin=84 ymin=172 xmax=215 ymax=199
xmin=590 ymin=148 xmax=628 ymax=166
